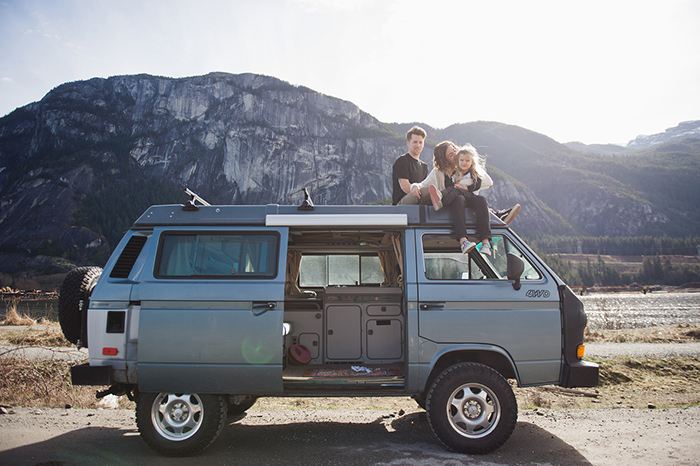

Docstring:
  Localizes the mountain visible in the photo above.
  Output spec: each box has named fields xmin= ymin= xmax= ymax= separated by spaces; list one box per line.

xmin=1 ymin=73 xmax=699 ymax=276
xmin=565 ymin=120 xmax=700 ymax=154
xmin=627 ymin=120 xmax=700 ymax=151
xmin=563 ymin=141 xmax=629 ymax=155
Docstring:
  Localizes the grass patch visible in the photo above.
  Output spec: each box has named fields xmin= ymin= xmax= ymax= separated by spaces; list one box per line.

xmin=585 ymin=323 xmax=700 ymax=343
xmin=516 ymin=356 xmax=700 ymax=410
xmin=3 ymin=326 xmax=72 ymax=347
xmin=1 ymin=299 xmax=37 ymax=326
xmin=0 ymin=358 xmax=133 ymax=409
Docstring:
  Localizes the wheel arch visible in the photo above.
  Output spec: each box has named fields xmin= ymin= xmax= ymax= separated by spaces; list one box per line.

xmin=424 ymin=346 xmax=519 ymax=395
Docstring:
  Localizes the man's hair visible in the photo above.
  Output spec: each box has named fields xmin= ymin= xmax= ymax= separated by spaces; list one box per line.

xmin=406 ymin=125 xmax=427 ymax=141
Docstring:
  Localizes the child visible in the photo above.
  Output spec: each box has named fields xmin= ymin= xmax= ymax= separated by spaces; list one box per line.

xmin=429 ymin=144 xmax=493 ymax=255
xmin=429 ymin=144 xmax=520 ymax=256
xmin=453 ymin=146 xmax=521 ymax=227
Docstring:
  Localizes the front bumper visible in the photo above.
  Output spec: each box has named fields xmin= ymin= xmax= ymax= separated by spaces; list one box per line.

xmin=562 ymin=360 xmax=599 ymax=388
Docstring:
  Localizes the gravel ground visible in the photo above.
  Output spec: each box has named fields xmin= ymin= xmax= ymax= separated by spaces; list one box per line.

xmin=1 ymin=405 xmax=699 ymax=466
xmin=585 ymin=342 xmax=700 ymax=358
xmin=2 ymin=325 xmax=699 ymax=464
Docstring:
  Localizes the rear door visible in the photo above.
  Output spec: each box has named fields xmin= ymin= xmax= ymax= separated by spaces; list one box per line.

xmin=416 ymin=230 xmax=562 ymax=385
xmin=133 ymin=226 xmax=288 ymax=394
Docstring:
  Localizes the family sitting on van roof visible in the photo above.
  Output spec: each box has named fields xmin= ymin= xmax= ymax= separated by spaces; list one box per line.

xmin=391 ymin=125 xmax=520 ymax=256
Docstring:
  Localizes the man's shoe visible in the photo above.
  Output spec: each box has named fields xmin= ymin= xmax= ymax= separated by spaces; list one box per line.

xmin=479 ymin=242 xmax=491 ymax=256
xmin=461 ymin=240 xmax=476 ymax=254
xmin=428 ymin=185 xmax=443 ymax=211
xmin=500 ymin=204 xmax=521 ymax=225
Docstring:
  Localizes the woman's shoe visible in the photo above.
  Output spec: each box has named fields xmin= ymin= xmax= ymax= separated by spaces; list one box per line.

xmin=428 ymin=185 xmax=443 ymax=211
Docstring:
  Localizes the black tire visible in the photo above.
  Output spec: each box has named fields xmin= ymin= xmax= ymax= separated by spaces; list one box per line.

xmin=426 ymin=363 xmax=517 ymax=454
xmin=58 ymin=266 xmax=102 ymax=345
xmin=412 ymin=393 xmax=427 ymax=410
xmin=228 ymin=396 xmax=257 ymax=416
xmin=136 ymin=392 xmax=228 ymax=457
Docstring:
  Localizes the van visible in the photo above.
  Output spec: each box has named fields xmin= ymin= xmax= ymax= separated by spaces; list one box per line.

xmin=59 ymin=194 xmax=598 ymax=456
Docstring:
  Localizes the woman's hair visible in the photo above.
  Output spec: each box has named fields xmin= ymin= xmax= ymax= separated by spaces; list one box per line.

xmin=433 ymin=141 xmax=457 ymax=173
xmin=455 ymin=143 xmax=486 ymax=183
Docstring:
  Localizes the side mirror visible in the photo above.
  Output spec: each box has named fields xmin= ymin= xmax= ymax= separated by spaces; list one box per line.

xmin=507 ymin=253 xmax=524 ymax=291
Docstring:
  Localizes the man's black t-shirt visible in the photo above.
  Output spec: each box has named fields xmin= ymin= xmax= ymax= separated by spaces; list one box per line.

xmin=392 ymin=153 xmax=429 ymax=205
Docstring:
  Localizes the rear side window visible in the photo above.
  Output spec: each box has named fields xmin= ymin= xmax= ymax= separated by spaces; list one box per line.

xmin=299 ymin=254 xmax=384 ymax=287
xmin=156 ymin=232 xmax=279 ymax=278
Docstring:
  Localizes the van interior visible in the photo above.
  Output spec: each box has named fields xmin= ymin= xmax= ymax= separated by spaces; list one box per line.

xmin=282 ymin=229 xmax=407 ymax=393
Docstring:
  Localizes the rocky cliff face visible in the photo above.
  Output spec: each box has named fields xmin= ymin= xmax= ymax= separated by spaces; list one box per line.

xmin=0 ymin=73 xmax=415 ymax=272
xmin=0 ymin=73 xmax=696 ymax=275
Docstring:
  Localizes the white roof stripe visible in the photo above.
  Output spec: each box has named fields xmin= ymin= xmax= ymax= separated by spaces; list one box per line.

xmin=265 ymin=214 xmax=408 ymax=227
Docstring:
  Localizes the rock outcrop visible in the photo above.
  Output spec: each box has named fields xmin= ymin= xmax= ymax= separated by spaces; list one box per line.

xmin=0 ymin=73 xmax=697 ymax=274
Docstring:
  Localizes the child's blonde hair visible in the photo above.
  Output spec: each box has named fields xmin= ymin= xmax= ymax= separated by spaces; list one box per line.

xmin=455 ymin=143 xmax=486 ymax=184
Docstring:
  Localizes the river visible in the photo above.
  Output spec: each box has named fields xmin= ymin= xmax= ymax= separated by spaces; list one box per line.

xmin=2 ymin=292 xmax=700 ymax=330
xmin=581 ymin=291 xmax=700 ymax=329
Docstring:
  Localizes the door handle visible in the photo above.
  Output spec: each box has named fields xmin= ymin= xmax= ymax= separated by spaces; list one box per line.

xmin=252 ymin=301 xmax=276 ymax=316
xmin=420 ymin=303 xmax=445 ymax=310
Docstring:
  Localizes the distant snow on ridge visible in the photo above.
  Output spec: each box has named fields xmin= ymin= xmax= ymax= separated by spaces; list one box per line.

xmin=627 ymin=120 xmax=700 ymax=150
xmin=565 ymin=120 xmax=700 ymax=154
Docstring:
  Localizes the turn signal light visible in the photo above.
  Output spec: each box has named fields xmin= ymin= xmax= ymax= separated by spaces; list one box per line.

xmin=103 ymin=347 xmax=118 ymax=356
xmin=576 ymin=344 xmax=585 ymax=359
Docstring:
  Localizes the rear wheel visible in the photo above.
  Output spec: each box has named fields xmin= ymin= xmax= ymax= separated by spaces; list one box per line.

xmin=426 ymin=363 xmax=517 ymax=454
xmin=58 ymin=266 xmax=102 ymax=345
xmin=136 ymin=392 xmax=228 ymax=456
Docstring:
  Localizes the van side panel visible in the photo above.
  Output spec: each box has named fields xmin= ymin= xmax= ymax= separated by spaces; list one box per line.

xmin=134 ymin=226 xmax=288 ymax=394
xmin=403 ymin=229 xmax=429 ymax=392
xmin=415 ymin=229 xmax=562 ymax=386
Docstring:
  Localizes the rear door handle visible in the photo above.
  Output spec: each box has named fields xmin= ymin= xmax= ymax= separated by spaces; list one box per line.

xmin=420 ymin=303 xmax=445 ymax=310
xmin=252 ymin=301 xmax=276 ymax=316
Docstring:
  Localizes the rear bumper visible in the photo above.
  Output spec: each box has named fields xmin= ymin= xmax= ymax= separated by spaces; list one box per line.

xmin=562 ymin=360 xmax=599 ymax=388
xmin=71 ymin=363 xmax=113 ymax=386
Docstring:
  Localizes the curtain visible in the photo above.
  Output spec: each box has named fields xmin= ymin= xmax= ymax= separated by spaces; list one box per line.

xmin=378 ymin=233 xmax=403 ymax=289
xmin=285 ymin=250 xmax=302 ymax=295
xmin=378 ymin=251 xmax=399 ymax=287
xmin=390 ymin=233 xmax=404 ymax=288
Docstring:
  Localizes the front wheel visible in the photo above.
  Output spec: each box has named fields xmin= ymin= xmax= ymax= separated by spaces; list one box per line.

xmin=426 ymin=363 xmax=517 ymax=454
xmin=136 ymin=392 xmax=228 ymax=456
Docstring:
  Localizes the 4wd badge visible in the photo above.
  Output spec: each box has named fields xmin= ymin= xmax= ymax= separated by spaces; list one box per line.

xmin=526 ymin=289 xmax=551 ymax=298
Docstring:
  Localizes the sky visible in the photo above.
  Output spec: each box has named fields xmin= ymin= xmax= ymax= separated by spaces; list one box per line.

xmin=1 ymin=0 xmax=699 ymax=145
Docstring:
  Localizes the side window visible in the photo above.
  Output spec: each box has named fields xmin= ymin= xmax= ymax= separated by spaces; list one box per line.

xmin=423 ymin=234 xmax=541 ymax=281
xmin=299 ymin=254 xmax=383 ymax=287
xmin=156 ymin=232 xmax=278 ymax=278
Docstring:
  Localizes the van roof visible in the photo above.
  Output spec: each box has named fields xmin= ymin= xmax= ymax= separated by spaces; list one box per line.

xmin=133 ymin=204 xmax=509 ymax=229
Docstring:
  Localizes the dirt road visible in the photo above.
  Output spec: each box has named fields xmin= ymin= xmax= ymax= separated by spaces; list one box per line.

xmin=1 ymin=405 xmax=699 ymax=466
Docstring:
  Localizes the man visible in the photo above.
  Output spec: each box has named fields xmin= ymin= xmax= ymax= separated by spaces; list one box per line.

xmin=392 ymin=125 xmax=430 ymax=205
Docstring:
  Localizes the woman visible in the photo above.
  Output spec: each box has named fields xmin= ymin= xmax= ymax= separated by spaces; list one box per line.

xmin=412 ymin=141 xmax=492 ymax=255
xmin=410 ymin=141 xmax=481 ymax=254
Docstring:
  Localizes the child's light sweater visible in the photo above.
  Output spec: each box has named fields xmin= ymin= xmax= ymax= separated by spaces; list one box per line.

xmin=455 ymin=171 xmax=493 ymax=195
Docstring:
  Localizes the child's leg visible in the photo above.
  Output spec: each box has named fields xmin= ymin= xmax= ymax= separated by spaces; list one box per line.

xmin=463 ymin=194 xmax=491 ymax=243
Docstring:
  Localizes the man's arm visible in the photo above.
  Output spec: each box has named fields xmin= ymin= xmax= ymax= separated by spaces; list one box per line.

xmin=398 ymin=178 xmax=413 ymax=195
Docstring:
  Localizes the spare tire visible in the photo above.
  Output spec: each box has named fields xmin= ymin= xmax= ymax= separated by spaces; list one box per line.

xmin=58 ymin=266 xmax=102 ymax=345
